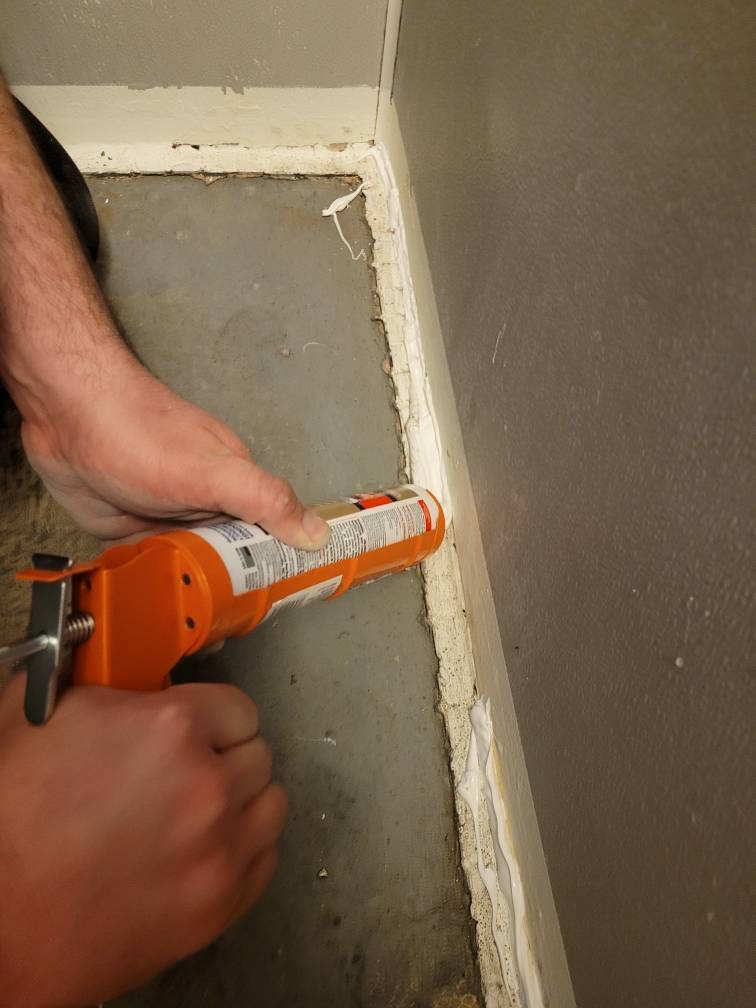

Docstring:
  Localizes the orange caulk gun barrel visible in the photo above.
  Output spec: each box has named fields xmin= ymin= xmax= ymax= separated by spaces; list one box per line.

xmin=17 ymin=486 xmax=445 ymax=699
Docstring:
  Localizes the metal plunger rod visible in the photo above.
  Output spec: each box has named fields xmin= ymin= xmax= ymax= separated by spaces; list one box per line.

xmin=0 ymin=633 xmax=50 ymax=667
xmin=0 ymin=613 xmax=95 ymax=668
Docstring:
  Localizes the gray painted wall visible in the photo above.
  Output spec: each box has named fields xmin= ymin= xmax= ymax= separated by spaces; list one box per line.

xmin=394 ymin=2 xmax=755 ymax=1006
xmin=2 ymin=0 xmax=387 ymax=89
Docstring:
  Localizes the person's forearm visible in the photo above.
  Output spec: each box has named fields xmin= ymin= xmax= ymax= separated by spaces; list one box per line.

xmin=0 ymin=79 xmax=328 ymax=548
xmin=0 ymin=78 xmax=133 ymax=427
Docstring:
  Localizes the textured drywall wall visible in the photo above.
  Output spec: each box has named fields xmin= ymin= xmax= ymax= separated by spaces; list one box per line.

xmin=2 ymin=0 xmax=387 ymax=89
xmin=394 ymin=2 xmax=756 ymax=1006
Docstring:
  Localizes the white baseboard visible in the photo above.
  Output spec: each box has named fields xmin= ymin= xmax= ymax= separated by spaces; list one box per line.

xmin=375 ymin=100 xmax=576 ymax=1008
xmin=60 ymin=141 xmax=371 ymax=177
xmin=11 ymin=84 xmax=377 ymax=148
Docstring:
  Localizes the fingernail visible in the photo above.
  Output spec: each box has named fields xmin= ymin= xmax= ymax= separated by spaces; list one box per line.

xmin=302 ymin=509 xmax=331 ymax=548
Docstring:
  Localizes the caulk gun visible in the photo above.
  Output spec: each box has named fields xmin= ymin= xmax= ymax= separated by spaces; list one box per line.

xmin=0 ymin=486 xmax=444 ymax=725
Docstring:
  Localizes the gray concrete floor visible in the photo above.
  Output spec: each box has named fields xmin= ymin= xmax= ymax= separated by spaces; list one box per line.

xmin=82 ymin=175 xmax=481 ymax=1007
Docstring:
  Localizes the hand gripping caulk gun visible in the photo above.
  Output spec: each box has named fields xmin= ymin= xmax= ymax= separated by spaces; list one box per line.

xmin=0 ymin=486 xmax=445 ymax=725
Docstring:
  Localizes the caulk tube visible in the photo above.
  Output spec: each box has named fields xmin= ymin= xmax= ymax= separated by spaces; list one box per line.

xmin=66 ymin=485 xmax=445 ymax=692
xmin=175 ymin=485 xmax=445 ymax=651
xmin=16 ymin=486 xmax=445 ymax=708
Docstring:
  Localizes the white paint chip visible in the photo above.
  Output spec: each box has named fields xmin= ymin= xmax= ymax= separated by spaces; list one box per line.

xmin=321 ymin=182 xmax=367 ymax=261
xmin=302 ymin=341 xmax=335 ymax=353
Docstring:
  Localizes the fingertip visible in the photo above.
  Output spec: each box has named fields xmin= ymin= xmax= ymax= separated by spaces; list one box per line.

xmin=301 ymin=509 xmax=331 ymax=549
xmin=268 ymin=509 xmax=330 ymax=551
xmin=167 ymin=682 xmax=260 ymax=749
xmin=257 ymin=478 xmax=329 ymax=550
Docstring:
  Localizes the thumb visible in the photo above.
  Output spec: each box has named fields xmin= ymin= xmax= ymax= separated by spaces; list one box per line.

xmin=199 ymin=455 xmax=330 ymax=551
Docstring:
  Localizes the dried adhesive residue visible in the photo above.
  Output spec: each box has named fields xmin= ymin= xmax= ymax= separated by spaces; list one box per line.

xmin=361 ymin=147 xmax=544 ymax=1008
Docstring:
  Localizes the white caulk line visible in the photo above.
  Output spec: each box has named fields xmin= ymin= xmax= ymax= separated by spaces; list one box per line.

xmin=458 ymin=719 xmax=516 ymax=1000
xmin=359 ymin=146 xmax=448 ymax=509
xmin=459 ymin=698 xmax=545 ymax=1008
xmin=322 ymin=182 xmax=367 ymax=261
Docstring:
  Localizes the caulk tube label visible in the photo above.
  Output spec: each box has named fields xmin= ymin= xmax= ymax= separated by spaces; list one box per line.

xmin=190 ymin=485 xmax=439 ymax=597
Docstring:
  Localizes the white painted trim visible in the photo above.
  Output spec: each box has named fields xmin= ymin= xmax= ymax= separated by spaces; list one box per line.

xmin=375 ymin=99 xmax=576 ymax=1008
xmin=12 ymin=84 xmax=377 ymax=148
xmin=65 ymin=141 xmax=370 ymax=177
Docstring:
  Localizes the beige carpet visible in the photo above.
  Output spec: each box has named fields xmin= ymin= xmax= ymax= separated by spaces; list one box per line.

xmin=0 ymin=399 xmax=96 ymax=667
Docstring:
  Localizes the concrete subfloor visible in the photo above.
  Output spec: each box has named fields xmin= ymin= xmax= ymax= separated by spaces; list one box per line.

xmin=78 ymin=175 xmax=481 ymax=1007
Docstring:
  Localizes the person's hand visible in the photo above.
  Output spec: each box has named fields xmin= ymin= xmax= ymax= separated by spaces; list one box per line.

xmin=20 ymin=348 xmax=331 ymax=546
xmin=0 ymin=673 xmax=287 ymax=1006
xmin=0 ymin=82 xmax=327 ymax=547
